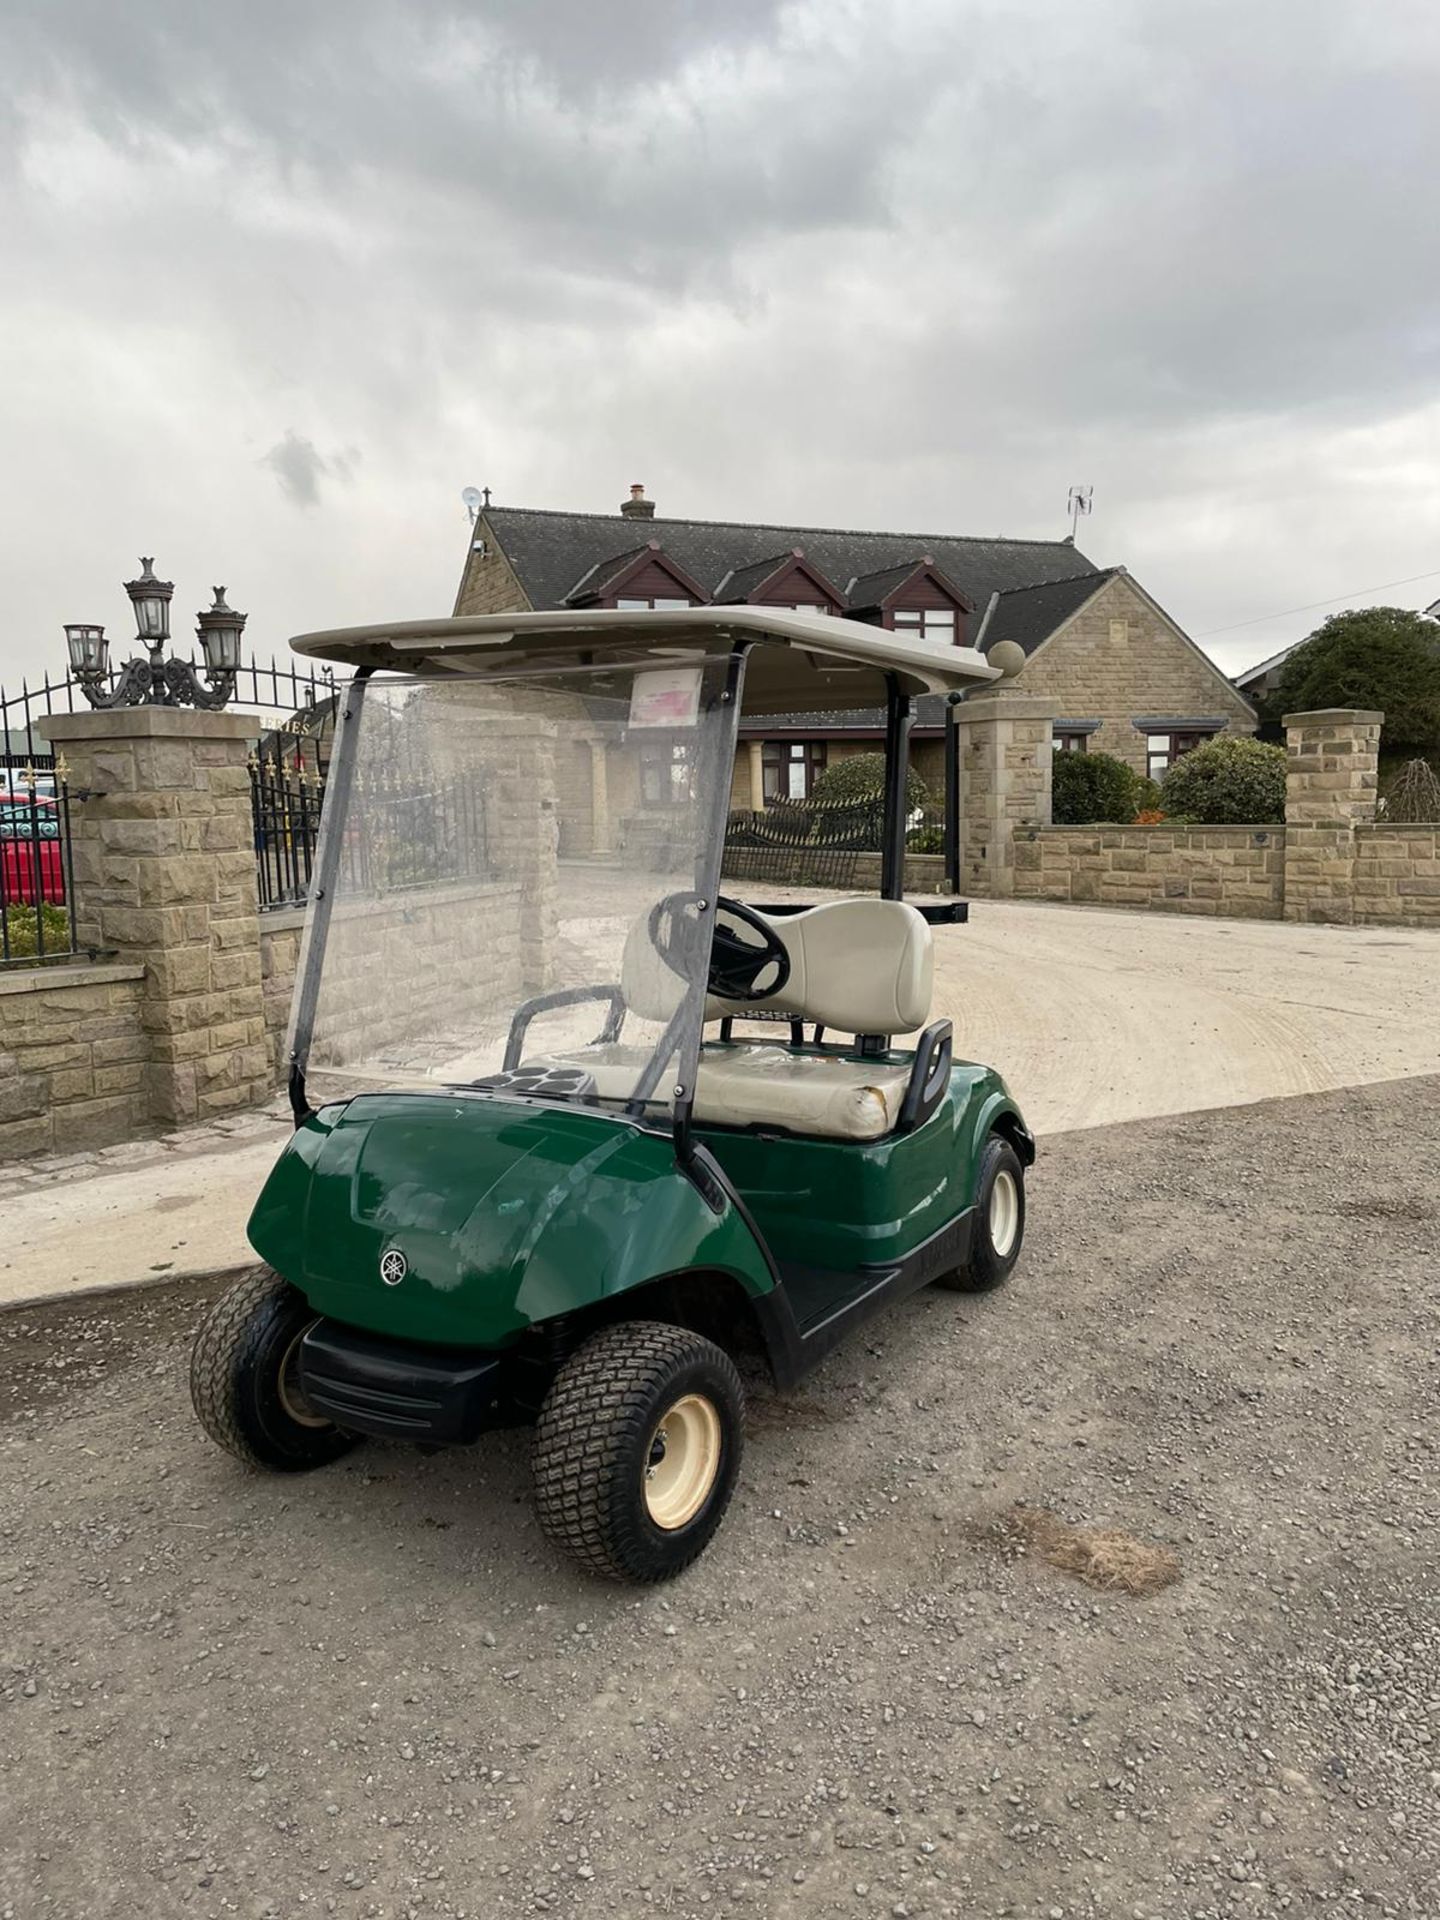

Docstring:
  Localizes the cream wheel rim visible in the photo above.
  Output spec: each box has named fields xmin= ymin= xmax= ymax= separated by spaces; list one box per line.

xmin=644 ymin=1393 xmax=722 ymax=1530
xmin=989 ymin=1168 xmax=1020 ymax=1259
xmin=277 ymin=1324 xmax=329 ymax=1429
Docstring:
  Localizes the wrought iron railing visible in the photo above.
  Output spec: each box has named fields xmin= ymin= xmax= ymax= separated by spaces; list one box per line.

xmin=250 ymin=740 xmax=495 ymax=913
xmin=723 ymin=795 xmax=946 ymax=888
xmin=1 ymin=654 xmax=342 ymax=767
xmin=0 ymin=761 xmax=80 ymax=966
xmin=250 ymin=738 xmax=327 ymax=911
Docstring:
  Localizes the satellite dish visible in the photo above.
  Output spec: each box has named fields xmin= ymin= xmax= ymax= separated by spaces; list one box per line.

xmin=461 ymin=485 xmax=482 ymax=521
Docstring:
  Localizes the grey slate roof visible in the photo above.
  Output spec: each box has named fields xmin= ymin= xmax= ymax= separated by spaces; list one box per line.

xmin=483 ymin=505 xmax=1095 ymax=615
xmin=979 ymin=567 xmax=1119 ymax=656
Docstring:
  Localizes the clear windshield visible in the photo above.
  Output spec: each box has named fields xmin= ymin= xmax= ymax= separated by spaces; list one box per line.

xmin=291 ymin=661 xmax=737 ymax=1119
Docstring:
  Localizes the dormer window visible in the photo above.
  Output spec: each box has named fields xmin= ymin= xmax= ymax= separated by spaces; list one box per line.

xmin=564 ymin=540 xmax=708 ymax=610
xmin=844 ymin=556 xmax=971 ymax=642
xmin=893 ymin=607 xmax=957 ymax=642
xmin=713 ymin=549 xmax=844 ymax=616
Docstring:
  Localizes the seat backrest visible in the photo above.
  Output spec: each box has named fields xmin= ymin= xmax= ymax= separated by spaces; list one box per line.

xmin=713 ymin=898 xmax=932 ymax=1036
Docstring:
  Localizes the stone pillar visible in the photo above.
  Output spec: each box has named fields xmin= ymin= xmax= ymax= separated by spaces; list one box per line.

xmin=952 ymin=690 xmax=1055 ymax=897
xmin=589 ymin=740 xmax=612 ymax=854
xmin=1282 ymin=708 xmax=1381 ymax=924
xmin=747 ymin=740 xmax=765 ymax=812
xmin=42 ymin=707 xmax=272 ymax=1126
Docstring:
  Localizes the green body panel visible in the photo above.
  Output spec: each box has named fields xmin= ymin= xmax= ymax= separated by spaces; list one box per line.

xmin=245 ymin=1062 xmax=1025 ymax=1352
xmin=697 ymin=1060 xmax=1022 ymax=1271
xmin=247 ymin=1096 xmax=775 ymax=1349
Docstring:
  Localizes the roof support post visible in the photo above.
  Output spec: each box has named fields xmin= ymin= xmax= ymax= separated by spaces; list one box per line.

xmin=944 ymin=694 xmax=961 ymax=895
xmin=880 ymin=674 xmax=913 ymax=900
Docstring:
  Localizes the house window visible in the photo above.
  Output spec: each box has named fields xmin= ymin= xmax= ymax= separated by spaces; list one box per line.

xmin=1053 ymin=732 xmax=1089 ymax=755
xmin=786 ymin=603 xmax=831 ymax=615
xmin=762 ymin=740 xmax=827 ymax=802
xmin=640 ymin=740 xmax=693 ymax=806
xmin=617 ymin=595 xmax=694 ymax=611
xmin=1146 ymin=730 xmax=1214 ymax=781
xmin=892 ymin=608 xmax=957 ymax=642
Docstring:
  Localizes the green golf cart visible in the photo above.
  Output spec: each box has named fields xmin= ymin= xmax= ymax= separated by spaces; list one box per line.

xmin=192 ymin=607 xmax=1033 ymax=1581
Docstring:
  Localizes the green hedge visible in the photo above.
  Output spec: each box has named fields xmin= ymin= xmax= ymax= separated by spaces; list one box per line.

xmin=1159 ymin=736 xmax=1286 ymax=825
xmin=1051 ymin=751 xmax=1142 ymax=824
xmin=811 ymin=752 xmax=931 ymax=811
xmin=3 ymin=902 xmax=70 ymax=958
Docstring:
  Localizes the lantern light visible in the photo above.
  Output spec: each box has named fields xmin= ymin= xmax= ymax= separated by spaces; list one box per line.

xmin=64 ymin=623 xmax=108 ymax=676
xmin=196 ymin=587 xmax=246 ymax=675
xmin=124 ymin=556 xmax=175 ymax=643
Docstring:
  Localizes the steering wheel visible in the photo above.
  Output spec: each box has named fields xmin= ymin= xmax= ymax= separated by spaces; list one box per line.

xmin=648 ymin=892 xmax=792 ymax=1003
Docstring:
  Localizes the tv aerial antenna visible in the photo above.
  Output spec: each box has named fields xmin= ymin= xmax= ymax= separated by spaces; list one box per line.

xmin=1067 ymin=485 xmax=1093 ymax=541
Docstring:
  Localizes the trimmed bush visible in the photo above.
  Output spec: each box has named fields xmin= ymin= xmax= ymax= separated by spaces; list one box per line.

xmin=1051 ymin=751 xmax=1142 ymax=825
xmin=1159 ymin=736 xmax=1286 ymax=825
xmin=3 ymin=902 xmax=70 ymax=958
xmin=811 ymin=751 xmax=931 ymax=811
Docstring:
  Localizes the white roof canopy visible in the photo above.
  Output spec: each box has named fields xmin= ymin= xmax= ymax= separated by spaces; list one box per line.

xmin=289 ymin=606 xmax=1004 ymax=713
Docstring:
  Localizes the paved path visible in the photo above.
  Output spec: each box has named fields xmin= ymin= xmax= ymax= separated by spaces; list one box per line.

xmin=2 ymin=901 xmax=1437 ymax=1309
xmin=937 ymin=899 xmax=1440 ymax=1133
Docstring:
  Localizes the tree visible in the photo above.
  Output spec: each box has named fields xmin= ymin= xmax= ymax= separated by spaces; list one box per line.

xmin=1051 ymin=751 xmax=1141 ymax=825
xmin=1159 ymin=736 xmax=1286 ymax=824
xmin=1268 ymin=607 xmax=1440 ymax=749
xmin=810 ymin=751 xmax=931 ymax=810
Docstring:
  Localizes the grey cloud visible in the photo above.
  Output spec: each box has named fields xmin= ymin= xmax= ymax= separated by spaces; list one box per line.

xmin=261 ymin=433 xmax=357 ymax=508
xmin=1 ymin=0 xmax=1438 ymax=684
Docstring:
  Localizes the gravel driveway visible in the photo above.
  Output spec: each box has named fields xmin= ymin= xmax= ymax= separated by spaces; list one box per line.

xmin=2 ymin=1075 xmax=1437 ymax=1919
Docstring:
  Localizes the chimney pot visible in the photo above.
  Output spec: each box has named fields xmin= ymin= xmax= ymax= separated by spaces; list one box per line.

xmin=621 ymin=483 xmax=656 ymax=520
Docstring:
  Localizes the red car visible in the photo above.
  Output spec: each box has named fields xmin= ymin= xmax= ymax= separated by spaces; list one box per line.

xmin=0 ymin=797 xmax=66 ymax=905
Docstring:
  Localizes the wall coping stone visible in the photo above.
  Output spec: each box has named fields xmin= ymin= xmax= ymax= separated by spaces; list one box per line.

xmin=1282 ymin=708 xmax=1383 ymax=727
xmin=41 ymin=706 xmax=265 ymax=744
xmin=1028 ymin=822 xmax=1278 ymax=837
xmin=0 ymin=961 xmax=145 ymax=998
xmin=954 ymin=693 xmax=1056 ymax=724
xmin=258 ymin=905 xmax=308 ymax=934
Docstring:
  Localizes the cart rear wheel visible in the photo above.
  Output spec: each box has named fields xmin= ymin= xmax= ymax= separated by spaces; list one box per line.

xmin=532 ymin=1320 xmax=744 ymax=1583
xmin=190 ymin=1266 xmax=360 ymax=1473
xmin=935 ymin=1133 xmax=1026 ymax=1293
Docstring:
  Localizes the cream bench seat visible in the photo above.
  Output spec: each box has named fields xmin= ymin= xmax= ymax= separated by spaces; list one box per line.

xmin=522 ymin=898 xmax=939 ymax=1143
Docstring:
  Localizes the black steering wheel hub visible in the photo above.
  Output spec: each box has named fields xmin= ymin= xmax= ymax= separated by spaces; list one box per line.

xmin=649 ymin=892 xmax=791 ymax=1004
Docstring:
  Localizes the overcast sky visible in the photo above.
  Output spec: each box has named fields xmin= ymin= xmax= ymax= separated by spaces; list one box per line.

xmin=3 ymin=0 xmax=1438 ymax=692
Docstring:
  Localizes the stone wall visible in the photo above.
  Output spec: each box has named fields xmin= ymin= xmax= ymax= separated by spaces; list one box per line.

xmin=452 ymin=520 xmax=529 ymax=616
xmin=1007 ymin=573 xmax=1257 ymax=774
xmin=0 ymin=963 xmax=148 ymax=1159
xmin=1014 ymin=826 xmax=1285 ymax=917
xmin=303 ymin=879 xmax=527 ymax=1075
xmin=258 ymin=908 xmax=305 ymax=1077
xmin=43 ymin=707 xmax=272 ymax=1128
xmin=1353 ymin=827 xmax=1440 ymax=927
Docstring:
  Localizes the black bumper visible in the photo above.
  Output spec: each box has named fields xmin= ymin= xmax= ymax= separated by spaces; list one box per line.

xmin=298 ymin=1320 xmax=510 ymax=1446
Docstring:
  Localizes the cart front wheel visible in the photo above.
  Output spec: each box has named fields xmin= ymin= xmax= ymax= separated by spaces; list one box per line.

xmin=190 ymin=1266 xmax=360 ymax=1473
xmin=935 ymin=1133 xmax=1026 ymax=1293
xmin=533 ymin=1320 xmax=744 ymax=1583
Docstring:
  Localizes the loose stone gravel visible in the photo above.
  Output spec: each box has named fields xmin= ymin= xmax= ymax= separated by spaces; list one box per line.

xmin=1 ymin=1073 xmax=1436 ymax=1918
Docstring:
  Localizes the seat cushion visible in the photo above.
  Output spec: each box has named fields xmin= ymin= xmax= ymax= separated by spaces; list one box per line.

xmin=694 ymin=1043 xmax=910 ymax=1141
xmin=524 ymin=1041 xmax=911 ymax=1141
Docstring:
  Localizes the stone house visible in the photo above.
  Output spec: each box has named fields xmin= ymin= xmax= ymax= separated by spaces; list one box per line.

xmin=453 ymin=488 xmax=1255 ymax=807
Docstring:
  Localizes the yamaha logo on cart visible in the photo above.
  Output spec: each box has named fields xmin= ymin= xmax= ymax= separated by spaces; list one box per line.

xmin=379 ymin=1248 xmax=408 ymax=1287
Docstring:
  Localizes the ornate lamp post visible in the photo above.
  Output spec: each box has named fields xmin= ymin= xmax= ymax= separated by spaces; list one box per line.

xmin=65 ymin=558 xmax=246 ymax=709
